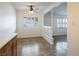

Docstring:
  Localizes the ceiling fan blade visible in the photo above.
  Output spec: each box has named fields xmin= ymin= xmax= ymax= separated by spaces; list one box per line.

xmin=33 ymin=7 xmax=39 ymax=10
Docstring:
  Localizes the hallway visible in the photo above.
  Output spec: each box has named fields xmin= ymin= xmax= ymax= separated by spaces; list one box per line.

xmin=17 ymin=36 xmax=67 ymax=56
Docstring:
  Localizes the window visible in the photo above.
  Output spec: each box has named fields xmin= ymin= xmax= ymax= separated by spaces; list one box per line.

xmin=57 ymin=18 xmax=67 ymax=28
xmin=23 ymin=17 xmax=38 ymax=28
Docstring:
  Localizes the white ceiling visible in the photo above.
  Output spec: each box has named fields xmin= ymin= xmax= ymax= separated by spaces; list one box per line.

xmin=12 ymin=2 xmax=54 ymax=13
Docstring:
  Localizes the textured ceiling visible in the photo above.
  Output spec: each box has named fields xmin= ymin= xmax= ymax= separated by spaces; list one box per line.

xmin=12 ymin=2 xmax=54 ymax=13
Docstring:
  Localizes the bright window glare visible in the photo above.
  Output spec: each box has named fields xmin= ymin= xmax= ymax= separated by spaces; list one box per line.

xmin=23 ymin=17 xmax=38 ymax=28
xmin=57 ymin=18 xmax=67 ymax=28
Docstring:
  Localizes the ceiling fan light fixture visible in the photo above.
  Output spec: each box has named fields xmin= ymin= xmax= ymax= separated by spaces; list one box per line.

xmin=29 ymin=5 xmax=34 ymax=14
xmin=29 ymin=10 xmax=34 ymax=14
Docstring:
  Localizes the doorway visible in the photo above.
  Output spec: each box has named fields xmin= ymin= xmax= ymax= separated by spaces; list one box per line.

xmin=52 ymin=2 xmax=67 ymax=56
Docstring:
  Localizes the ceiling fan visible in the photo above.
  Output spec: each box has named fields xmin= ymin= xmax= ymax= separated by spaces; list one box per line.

xmin=24 ymin=5 xmax=39 ymax=14
xmin=29 ymin=5 xmax=34 ymax=14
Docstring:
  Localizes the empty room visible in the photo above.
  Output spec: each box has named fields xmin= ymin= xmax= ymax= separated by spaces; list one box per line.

xmin=0 ymin=2 xmax=79 ymax=56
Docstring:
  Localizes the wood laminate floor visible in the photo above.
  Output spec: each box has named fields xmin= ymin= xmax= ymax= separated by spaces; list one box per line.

xmin=17 ymin=36 xmax=67 ymax=56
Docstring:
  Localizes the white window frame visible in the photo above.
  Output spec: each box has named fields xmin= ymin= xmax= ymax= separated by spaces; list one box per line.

xmin=23 ymin=17 xmax=38 ymax=28
xmin=57 ymin=18 xmax=67 ymax=28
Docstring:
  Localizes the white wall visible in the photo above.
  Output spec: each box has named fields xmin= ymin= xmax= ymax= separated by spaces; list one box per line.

xmin=42 ymin=10 xmax=54 ymax=45
xmin=68 ymin=2 xmax=79 ymax=56
xmin=16 ymin=10 xmax=43 ymax=38
xmin=0 ymin=2 xmax=16 ymax=36
xmin=42 ymin=26 xmax=53 ymax=45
